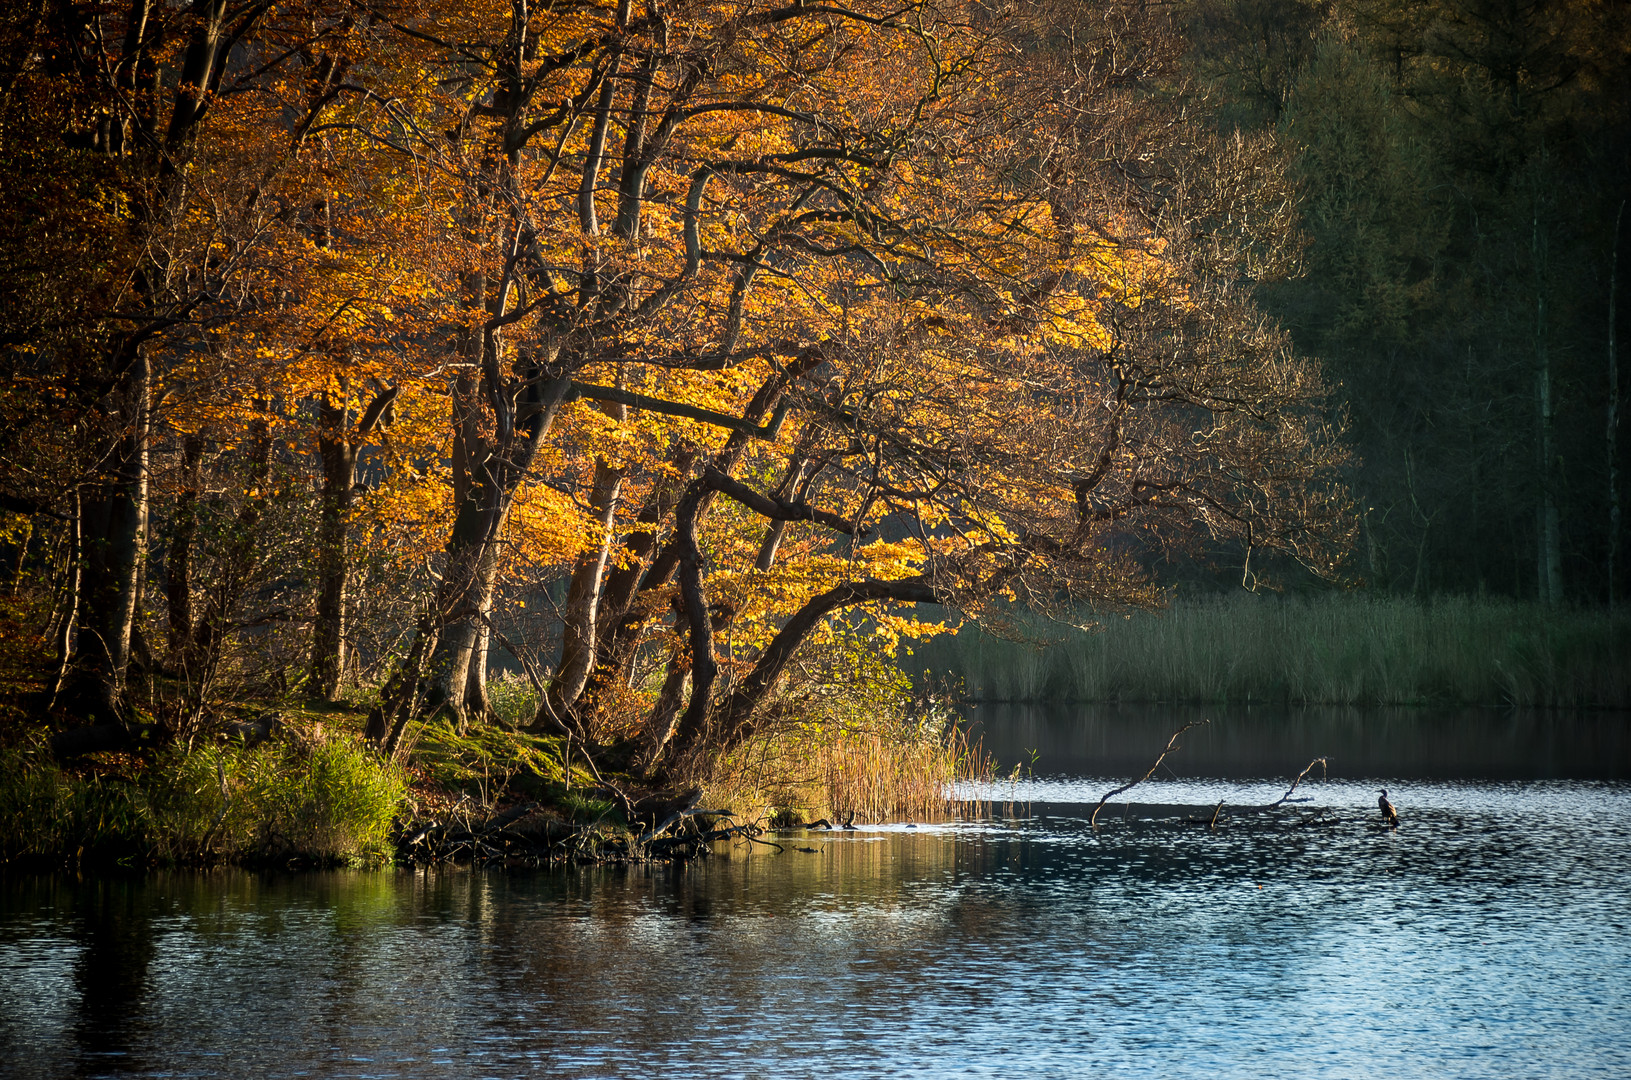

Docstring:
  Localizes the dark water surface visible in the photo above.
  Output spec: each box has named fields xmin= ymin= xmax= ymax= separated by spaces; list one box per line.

xmin=3 ymin=709 xmax=1630 ymax=1079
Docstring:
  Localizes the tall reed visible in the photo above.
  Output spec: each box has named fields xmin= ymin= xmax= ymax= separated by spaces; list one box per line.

xmin=706 ymin=717 xmax=992 ymax=823
xmin=908 ymin=593 xmax=1631 ymax=708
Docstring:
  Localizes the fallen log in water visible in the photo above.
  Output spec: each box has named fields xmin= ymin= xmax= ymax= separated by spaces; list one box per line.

xmin=1091 ymin=751 xmax=1340 ymax=831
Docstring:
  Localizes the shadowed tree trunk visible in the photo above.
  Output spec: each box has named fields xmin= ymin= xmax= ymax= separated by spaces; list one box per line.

xmin=656 ymin=576 xmax=940 ymax=777
xmin=310 ymin=384 xmax=396 ymax=700
xmin=549 ymin=454 xmax=626 ymax=727
xmin=370 ymin=359 xmax=571 ymax=749
xmin=165 ymin=433 xmax=203 ymax=661
xmin=574 ymin=355 xmax=821 ymax=724
xmin=72 ymin=351 xmax=150 ymax=723
xmin=755 ymin=455 xmax=812 ymax=571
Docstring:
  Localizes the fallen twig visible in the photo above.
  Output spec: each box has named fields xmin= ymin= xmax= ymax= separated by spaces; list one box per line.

xmin=1090 ymin=719 xmax=1210 ymax=827
xmin=1268 ymin=757 xmax=1328 ymax=808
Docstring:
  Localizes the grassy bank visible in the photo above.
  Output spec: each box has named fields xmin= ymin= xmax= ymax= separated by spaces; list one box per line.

xmin=907 ymin=593 xmax=1631 ymax=708
xmin=0 ymin=729 xmax=406 ymax=868
xmin=0 ymin=665 xmax=986 ymax=867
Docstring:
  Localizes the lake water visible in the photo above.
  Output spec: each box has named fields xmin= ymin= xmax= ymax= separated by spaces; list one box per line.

xmin=3 ymin=706 xmax=1630 ymax=1078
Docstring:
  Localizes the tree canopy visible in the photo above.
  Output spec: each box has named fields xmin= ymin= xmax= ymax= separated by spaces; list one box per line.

xmin=1 ymin=0 xmax=1352 ymax=777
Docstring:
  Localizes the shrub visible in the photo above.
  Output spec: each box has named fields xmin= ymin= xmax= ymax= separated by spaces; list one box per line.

xmin=0 ymin=733 xmax=406 ymax=868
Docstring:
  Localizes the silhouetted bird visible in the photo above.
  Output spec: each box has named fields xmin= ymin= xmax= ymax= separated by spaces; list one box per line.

xmin=1378 ymin=789 xmax=1399 ymax=828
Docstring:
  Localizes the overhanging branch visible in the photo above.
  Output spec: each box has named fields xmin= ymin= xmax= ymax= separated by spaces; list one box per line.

xmin=570 ymin=382 xmax=791 ymax=439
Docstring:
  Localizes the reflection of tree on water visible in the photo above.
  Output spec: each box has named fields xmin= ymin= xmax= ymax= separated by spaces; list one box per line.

xmin=69 ymin=879 xmax=156 ymax=1077
xmin=5 ymin=796 xmax=1630 ymax=1079
xmin=969 ymin=703 xmax=1631 ymax=780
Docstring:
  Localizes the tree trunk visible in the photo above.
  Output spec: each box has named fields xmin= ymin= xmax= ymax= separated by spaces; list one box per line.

xmin=412 ymin=370 xmax=570 ymax=735
xmin=655 ymin=488 xmax=719 ymax=769
xmin=308 ymin=383 xmax=395 ymax=699
xmin=635 ymin=626 xmax=691 ymax=772
xmin=165 ymin=433 xmax=203 ymax=654
xmin=311 ymin=397 xmax=356 ymax=700
xmin=754 ymin=455 xmax=811 ymax=571
xmin=425 ymin=466 xmax=504 ymax=729
xmin=72 ymin=352 xmax=150 ymax=722
xmin=550 ymin=456 xmax=625 ymax=722
xmin=47 ymin=489 xmax=82 ymax=711
xmin=424 ymin=327 xmax=490 ymax=728
xmin=572 ymin=448 xmax=697 ymax=717
xmin=660 ymin=576 xmax=939 ymax=775
xmin=589 ymin=357 xmax=819 ymax=704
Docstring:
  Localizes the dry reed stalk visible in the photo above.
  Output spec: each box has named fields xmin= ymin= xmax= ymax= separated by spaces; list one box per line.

xmin=703 ymin=717 xmax=993 ymax=824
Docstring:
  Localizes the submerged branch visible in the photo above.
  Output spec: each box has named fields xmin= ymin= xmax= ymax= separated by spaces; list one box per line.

xmin=1268 ymin=757 xmax=1328 ymax=808
xmin=1089 ymin=719 xmax=1210 ymax=827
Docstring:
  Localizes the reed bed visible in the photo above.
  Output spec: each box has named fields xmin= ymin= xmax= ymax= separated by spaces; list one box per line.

xmin=909 ymin=593 xmax=1631 ymax=708
xmin=704 ymin=719 xmax=993 ymax=824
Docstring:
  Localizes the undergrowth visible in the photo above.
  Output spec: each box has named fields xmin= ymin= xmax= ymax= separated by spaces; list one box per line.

xmin=0 ymin=731 xmax=406 ymax=867
xmin=702 ymin=629 xmax=993 ymax=823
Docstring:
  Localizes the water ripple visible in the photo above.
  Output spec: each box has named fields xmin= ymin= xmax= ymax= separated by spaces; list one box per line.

xmin=3 ymin=780 xmax=1629 ymax=1078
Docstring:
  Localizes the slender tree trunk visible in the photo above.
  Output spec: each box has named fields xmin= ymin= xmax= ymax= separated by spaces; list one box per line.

xmin=658 ymin=576 xmax=940 ymax=776
xmin=635 ymin=624 xmax=691 ymax=771
xmin=593 ymin=357 xmax=818 ymax=701
xmin=578 ymin=56 xmax=620 ymax=237
xmin=47 ymin=489 xmax=82 ymax=711
xmin=462 ymin=547 xmax=504 ymax=720
xmin=550 ymin=456 xmax=625 ymax=720
xmin=754 ymin=456 xmax=811 ymax=571
xmin=573 ymin=448 xmax=697 ymax=717
xmin=166 ymin=433 xmax=203 ymax=654
xmin=73 ymin=352 xmax=150 ymax=722
xmin=657 ymin=488 xmax=719 ymax=767
xmin=311 ymin=398 xmax=356 ymax=700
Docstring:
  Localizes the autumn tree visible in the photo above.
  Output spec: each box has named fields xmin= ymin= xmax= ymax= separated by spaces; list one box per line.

xmin=4 ymin=0 xmax=1354 ymax=781
xmin=357 ymin=0 xmax=1353 ymax=774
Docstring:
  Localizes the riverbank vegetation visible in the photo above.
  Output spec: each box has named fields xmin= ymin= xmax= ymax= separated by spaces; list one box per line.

xmin=0 ymin=722 xmax=405 ymax=867
xmin=910 ymin=593 xmax=1631 ymax=709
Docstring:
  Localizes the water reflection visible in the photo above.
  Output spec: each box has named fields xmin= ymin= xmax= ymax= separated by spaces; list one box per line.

xmin=966 ymin=702 xmax=1631 ymax=780
xmin=4 ymin=772 xmax=1631 ymax=1079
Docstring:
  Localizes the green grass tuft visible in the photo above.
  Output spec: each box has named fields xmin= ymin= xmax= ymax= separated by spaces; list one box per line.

xmin=1 ymin=734 xmax=406 ymax=867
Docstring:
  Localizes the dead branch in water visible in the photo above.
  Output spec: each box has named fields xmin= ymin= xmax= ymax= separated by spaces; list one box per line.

xmin=1268 ymin=757 xmax=1328 ymax=808
xmin=1090 ymin=719 xmax=1210 ymax=826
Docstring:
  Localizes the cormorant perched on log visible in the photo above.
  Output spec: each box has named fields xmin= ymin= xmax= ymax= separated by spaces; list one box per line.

xmin=1378 ymin=789 xmax=1399 ymax=828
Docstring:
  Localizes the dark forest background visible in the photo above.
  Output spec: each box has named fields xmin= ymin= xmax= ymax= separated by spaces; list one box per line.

xmin=1183 ymin=0 xmax=1629 ymax=604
